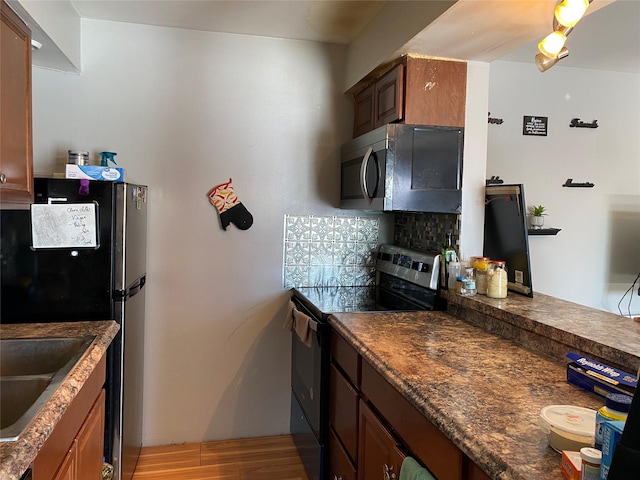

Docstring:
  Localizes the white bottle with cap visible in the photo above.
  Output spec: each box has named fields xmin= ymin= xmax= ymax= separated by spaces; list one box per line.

xmin=579 ymin=447 xmax=601 ymax=480
xmin=447 ymin=261 xmax=461 ymax=290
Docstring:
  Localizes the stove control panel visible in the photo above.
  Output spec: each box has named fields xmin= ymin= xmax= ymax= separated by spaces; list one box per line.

xmin=376 ymin=244 xmax=440 ymax=290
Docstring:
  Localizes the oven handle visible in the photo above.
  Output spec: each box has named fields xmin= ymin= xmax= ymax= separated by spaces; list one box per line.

xmin=292 ymin=306 xmax=318 ymax=332
xmin=290 ymin=295 xmax=324 ymax=339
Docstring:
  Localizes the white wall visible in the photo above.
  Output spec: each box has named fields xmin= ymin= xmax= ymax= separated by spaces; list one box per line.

xmin=487 ymin=61 xmax=640 ymax=314
xmin=31 ymin=19 xmax=358 ymax=446
xmin=13 ymin=0 xmax=81 ymax=71
xmin=459 ymin=61 xmax=490 ymax=262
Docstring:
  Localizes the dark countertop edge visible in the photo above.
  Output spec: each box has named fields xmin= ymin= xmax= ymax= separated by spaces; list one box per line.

xmin=0 ymin=321 xmax=120 ymax=480
xmin=442 ymin=290 xmax=640 ymax=372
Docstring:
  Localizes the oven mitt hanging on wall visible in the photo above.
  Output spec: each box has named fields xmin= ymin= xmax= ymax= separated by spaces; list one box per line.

xmin=207 ymin=178 xmax=253 ymax=231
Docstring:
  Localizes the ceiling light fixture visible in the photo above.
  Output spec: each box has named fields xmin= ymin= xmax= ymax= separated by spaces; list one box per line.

xmin=535 ymin=47 xmax=569 ymax=73
xmin=534 ymin=0 xmax=592 ymax=72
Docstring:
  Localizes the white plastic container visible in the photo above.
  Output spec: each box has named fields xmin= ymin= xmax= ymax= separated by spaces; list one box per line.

xmin=539 ymin=405 xmax=597 ymax=453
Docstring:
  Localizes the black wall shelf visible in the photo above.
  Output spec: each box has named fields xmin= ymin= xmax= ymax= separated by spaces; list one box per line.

xmin=528 ymin=228 xmax=561 ymax=236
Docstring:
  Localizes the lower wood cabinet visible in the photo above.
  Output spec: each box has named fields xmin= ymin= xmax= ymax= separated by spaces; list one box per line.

xmin=361 ymin=360 xmax=463 ymax=480
xmin=357 ymin=400 xmax=405 ymax=480
xmin=329 ymin=363 xmax=359 ymax=463
xmin=34 ymin=356 xmax=106 ymax=480
xmin=328 ymin=428 xmax=357 ymax=480
xmin=75 ymin=388 xmax=105 ymax=480
xmin=52 ymin=389 xmax=105 ymax=480
xmin=51 ymin=447 xmax=75 ymax=480
xmin=330 ymin=329 xmax=492 ymax=480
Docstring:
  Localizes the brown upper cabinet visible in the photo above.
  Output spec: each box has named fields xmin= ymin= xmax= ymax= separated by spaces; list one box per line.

xmin=351 ymin=55 xmax=467 ymax=138
xmin=1 ymin=0 xmax=34 ymax=206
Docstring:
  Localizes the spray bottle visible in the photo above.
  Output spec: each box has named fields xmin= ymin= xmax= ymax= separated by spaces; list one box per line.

xmin=99 ymin=151 xmax=118 ymax=166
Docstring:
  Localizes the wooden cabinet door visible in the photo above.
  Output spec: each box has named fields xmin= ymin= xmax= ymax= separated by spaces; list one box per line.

xmin=357 ymin=400 xmax=405 ymax=480
xmin=353 ymin=64 xmax=404 ymax=138
xmin=353 ymin=84 xmax=375 ymax=138
xmin=404 ymin=57 xmax=466 ymax=128
xmin=52 ymin=444 xmax=76 ymax=480
xmin=0 ymin=0 xmax=33 ymax=205
xmin=329 ymin=428 xmax=356 ymax=480
xmin=330 ymin=363 xmax=359 ymax=463
xmin=361 ymin=361 xmax=463 ymax=480
xmin=373 ymin=64 xmax=404 ymax=129
xmin=76 ymin=389 xmax=105 ymax=480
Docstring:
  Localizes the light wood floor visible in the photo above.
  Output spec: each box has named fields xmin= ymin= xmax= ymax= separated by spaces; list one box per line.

xmin=131 ymin=434 xmax=309 ymax=480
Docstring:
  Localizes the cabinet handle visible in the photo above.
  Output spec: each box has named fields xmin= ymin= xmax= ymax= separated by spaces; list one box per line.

xmin=383 ymin=463 xmax=396 ymax=480
xmin=0 ymin=173 xmax=6 ymax=184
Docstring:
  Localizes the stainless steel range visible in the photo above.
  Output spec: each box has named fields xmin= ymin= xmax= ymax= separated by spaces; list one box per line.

xmin=288 ymin=244 xmax=442 ymax=480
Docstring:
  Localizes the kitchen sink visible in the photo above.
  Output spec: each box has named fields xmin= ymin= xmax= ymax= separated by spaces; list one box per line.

xmin=0 ymin=337 xmax=94 ymax=376
xmin=0 ymin=336 xmax=95 ymax=441
xmin=0 ymin=376 xmax=52 ymax=429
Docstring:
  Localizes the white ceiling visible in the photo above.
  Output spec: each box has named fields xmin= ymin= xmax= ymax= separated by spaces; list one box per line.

xmin=69 ymin=0 xmax=639 ymax=74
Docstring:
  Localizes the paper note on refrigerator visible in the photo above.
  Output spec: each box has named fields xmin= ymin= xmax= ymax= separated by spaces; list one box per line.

xmin=30 ymin=202 xmax=99 ymax=248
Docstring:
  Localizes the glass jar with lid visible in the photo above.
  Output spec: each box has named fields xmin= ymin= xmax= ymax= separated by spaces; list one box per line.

xmin=473 ymin=257 xmax=490 ymax=295
xmin=487 ymin=260 xmax=508 ymax=298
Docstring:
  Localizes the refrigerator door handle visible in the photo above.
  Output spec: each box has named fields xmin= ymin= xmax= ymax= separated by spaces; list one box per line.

xmin=114 ymin=275 xmax=146 ymax=300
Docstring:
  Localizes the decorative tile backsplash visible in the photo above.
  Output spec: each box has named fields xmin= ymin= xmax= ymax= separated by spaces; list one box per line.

xmin=283 ymin=215 xmax=380 ymax=288
xmin=394 ymin=212 xmax=460 ymax=253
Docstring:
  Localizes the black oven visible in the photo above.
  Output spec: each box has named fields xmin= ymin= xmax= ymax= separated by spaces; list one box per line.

xmin=289 ymin=296 xmax=329 ymax=480
xmin=289 ymin=244 xmax=441 ymax=480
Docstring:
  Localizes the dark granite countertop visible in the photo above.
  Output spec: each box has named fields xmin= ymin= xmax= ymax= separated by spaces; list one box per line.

xmin=329 ymin=305 xmax=639 ymax=480
xmin=443 ymin=290 xmax=640 ymax=372
xmin=0 ymin=321 xmax=119 ymax=480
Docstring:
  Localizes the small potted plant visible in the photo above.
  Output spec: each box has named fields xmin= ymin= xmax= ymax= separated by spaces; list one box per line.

xmin=528 ymin=205 xmax=547 ymax=229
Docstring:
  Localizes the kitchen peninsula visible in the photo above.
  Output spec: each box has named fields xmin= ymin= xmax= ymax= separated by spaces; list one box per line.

xmin=329 ymin=291 xmax=640 ymax=480
xmin=0 ymin=321 xmax=119 ymax=480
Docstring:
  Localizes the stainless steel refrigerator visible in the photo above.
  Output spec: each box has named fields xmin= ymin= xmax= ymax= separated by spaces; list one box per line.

xmin=1 ymin=177 xmax=148 ymax=480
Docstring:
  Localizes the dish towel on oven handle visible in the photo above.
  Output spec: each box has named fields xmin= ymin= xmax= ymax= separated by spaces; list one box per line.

xmin=285 ymin=300 xmax=313 ymax=348
xmin=400 ymin=457 xmax=436 ymax=480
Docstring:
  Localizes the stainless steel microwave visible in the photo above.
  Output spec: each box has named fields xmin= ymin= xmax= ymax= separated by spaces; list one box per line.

xmin=340 ymin=123 xmax=464 ymax=212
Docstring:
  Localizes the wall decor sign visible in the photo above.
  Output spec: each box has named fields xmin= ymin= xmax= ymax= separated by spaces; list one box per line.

xmin=563 ymin=178 xmax=595 ymax=188
xmin=569 ymin=118 xmax=599 ymax=128
xmin=488 ymin=112 xmax=504 ymax=125
xmin=523 ymin=116 xmax=548 ymax=136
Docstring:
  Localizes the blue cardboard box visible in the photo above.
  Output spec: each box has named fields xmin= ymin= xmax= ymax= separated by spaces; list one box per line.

xmin=65 ymin=164 xmax=126 ymax=182
xmin=599 ymin=420 xmax=625 ymax=480
xmin=566 ymin=353 xmax=637 ymax=398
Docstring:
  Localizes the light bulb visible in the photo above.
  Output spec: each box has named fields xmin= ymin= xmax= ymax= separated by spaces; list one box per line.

xmin=538 ymin=31 xmax=567 ymax=58
xmin=555 ymin=0 xmax=589 ymax=28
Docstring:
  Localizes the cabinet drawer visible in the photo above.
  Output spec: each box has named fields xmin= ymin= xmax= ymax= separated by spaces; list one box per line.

xmin=329 ymin=428 xmax=356 ymax=480
xmin=331 ymin=330 xmax=360 ymax=386
xmin=330 ymin=363 xmax=359 ymax=463
xmin=361 ymin=361 xmax=463 ymax=480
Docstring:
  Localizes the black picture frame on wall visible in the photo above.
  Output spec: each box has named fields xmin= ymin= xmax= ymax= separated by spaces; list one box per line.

xmin=523 ymin=115 xmax=548 ymax=136
xmin=483 ymin=184 xmax=534 ymax=297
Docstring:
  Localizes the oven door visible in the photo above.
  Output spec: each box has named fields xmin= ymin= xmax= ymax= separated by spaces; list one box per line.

xmin=290 ymin=297 xmax=329 ymax=440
